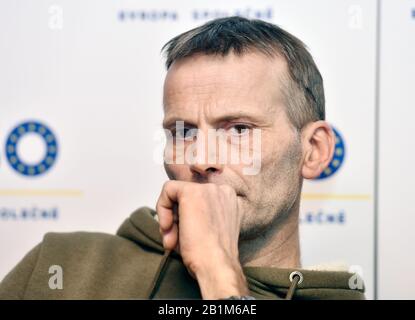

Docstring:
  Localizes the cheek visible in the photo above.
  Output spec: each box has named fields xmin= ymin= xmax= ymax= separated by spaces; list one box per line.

xmin=258 ymin=138 xmax=302 ymax=188
xmin=164 ymin=163 xmax=177 ymax=180
xmin=223 ymin=138 xmax=276 ymax=193
xmin=256 ymin=138 xmax=280 ymax=174
xmin=164 ymin=163 xmax=190 ymax=181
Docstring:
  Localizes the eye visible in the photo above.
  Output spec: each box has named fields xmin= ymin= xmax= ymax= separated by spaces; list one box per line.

xmin=174 ymin=127 xmax=197 ymax=140
xmin=228 ymin=124 xmax=251 ymax=136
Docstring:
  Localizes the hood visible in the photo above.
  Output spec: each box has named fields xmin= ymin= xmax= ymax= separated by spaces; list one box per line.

xmin=116 ymin=207 xmax=365 ymax=300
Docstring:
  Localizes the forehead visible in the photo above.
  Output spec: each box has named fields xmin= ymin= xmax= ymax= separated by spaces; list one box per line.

xmin=163 ymin=51 xmax=288 ymax=121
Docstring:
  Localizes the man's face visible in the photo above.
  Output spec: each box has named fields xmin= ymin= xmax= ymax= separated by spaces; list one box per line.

xmin=162 ymin=51 xmax=303 ymax=240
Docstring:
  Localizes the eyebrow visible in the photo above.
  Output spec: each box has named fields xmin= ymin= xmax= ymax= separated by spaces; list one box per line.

xmin=162 ymin=112 xmax=264 ymax=129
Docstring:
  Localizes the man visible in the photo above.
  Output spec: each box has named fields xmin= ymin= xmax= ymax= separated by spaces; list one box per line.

xmin=0 ymin=16 xmax=364 ymax=300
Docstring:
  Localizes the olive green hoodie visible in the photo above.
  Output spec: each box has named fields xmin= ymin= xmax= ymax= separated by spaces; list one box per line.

xmin=0 ymin=207 xmax=365 ymax=300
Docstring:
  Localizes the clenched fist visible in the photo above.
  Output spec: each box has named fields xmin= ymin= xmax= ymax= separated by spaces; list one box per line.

xmin=156 ymin=181 xmax=250 ymax=299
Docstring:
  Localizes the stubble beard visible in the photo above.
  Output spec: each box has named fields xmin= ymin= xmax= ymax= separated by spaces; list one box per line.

xmin=238 ymin=137 xmax=303 ymax=242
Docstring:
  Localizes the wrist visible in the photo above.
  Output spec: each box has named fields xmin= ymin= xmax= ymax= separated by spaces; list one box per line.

xmin=194 ymin=254 xmax=249 ymax=299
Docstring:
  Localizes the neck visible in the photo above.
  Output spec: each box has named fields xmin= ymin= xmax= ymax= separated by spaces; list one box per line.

xmin=238 ymin=200 xmax=301 ymax=269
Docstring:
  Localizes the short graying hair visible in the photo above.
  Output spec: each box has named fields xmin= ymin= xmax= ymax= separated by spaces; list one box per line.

xmin=162 ymin=16 xmax=325 ymax=129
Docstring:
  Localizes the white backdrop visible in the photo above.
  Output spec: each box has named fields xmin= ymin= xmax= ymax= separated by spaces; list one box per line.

xmin=0 ymin=0 xmax=414 ymax=300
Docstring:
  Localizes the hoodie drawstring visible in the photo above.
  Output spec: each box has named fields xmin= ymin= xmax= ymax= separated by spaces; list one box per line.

xmin=285 ymin=271 xmax=303 ymax=300
xmin=146 ymin=249 xmax=172 ymax=299
xmin=146 ymin=250 xmax=304 ymax=300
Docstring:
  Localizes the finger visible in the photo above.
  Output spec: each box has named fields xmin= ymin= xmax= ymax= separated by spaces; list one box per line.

xmin=156 ymin=182 xmax=180 ymax=231
xmin=156 ymin=200 xmax=174 ymax=232
xmin=173 ymin=203 xmax=179 ymax=223
xmin=174 ymin=233 xmax=181 ymax=254
xmin=162 ymin=222 xmax=178 ymax=250
xmin=156 ymin=183 xmax=175 ymax=231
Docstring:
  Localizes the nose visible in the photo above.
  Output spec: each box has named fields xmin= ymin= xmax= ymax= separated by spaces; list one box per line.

xmin=188 ymin=127 xmax=224 ymax=178
xmin=190 ymin=162 xmax=224 ymax=177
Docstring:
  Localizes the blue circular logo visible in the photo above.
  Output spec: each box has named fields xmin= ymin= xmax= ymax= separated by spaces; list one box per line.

xmin=5 ymin=121 xmax=58 ymax=177
xmin=315 ymin=126 xmax=345 ymax=180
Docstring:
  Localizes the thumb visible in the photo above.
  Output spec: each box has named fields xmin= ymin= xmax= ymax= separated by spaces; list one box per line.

xmin=162 ymin=223 xmax=178 ymax=251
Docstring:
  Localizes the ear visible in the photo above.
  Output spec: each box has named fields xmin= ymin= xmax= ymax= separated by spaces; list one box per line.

xmin=301 ymin=121 xmax=335 ymax=179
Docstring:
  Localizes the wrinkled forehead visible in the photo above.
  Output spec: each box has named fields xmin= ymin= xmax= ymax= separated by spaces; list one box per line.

xmin=162 ymin=52 xmax=288 ymax=119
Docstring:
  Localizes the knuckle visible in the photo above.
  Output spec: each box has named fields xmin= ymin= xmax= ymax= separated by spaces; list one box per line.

xmin=162 ymin=181 xmax=170 ymax=191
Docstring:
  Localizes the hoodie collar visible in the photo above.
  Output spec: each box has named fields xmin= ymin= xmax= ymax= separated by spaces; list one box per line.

xmin=116 ymin=207 xmax=365 ymax=300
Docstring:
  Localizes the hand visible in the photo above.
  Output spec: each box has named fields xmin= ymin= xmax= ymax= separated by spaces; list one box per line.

xmin=156 ymin=180 xmax=250 ymax=299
